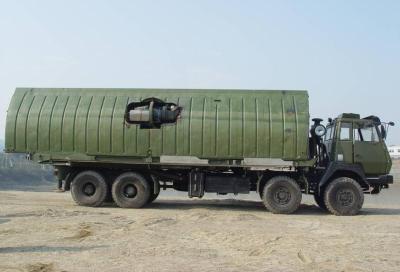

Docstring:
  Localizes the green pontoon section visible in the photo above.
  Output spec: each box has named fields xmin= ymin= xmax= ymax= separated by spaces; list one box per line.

xmin=5 ymin=88 xmax=309 ymax=162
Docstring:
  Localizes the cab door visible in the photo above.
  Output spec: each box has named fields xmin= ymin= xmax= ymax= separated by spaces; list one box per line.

xmin=334 ymin=121 xmax=354 ymax=164
xmin=353 ymin=121 xmax=388 ymax=175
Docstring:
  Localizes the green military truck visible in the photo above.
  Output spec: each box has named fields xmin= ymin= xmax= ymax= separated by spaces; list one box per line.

xmin=5 ymin=88 xmax=394 ymax=215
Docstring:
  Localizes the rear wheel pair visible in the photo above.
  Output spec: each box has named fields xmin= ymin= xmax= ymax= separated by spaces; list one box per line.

xmin=71 ymin=171 xmax=159 ymax=208
xmin=314 ymin=177 xmax=364 ymax=216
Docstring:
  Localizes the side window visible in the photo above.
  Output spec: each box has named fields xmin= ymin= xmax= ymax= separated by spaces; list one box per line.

xmin=371 ymin=127 xmax=380 ymax=142
xmin=354 ymin=124 xmax=380 ymax=142
xmin=339 ymin=122 xmax=352 ymax=141
xmin=125 ymin=98 xmax=182 ymax=129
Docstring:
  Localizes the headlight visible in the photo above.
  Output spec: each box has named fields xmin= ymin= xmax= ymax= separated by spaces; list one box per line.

xmin=314 ymin=124 xmax=326 ymax=137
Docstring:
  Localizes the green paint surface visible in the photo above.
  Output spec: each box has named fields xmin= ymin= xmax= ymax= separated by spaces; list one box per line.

xmin=5 ymin=88 xmax=310 ymax=161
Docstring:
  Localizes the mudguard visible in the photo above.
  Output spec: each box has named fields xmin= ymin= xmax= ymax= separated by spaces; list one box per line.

xmin=318 ymin=162 xmax=367 ymax=191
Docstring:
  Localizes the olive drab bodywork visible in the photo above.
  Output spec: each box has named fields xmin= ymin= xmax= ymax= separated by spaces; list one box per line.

xmin=5 ymin=88 xmax=394 ymax=215
xmin=5 ymin=88 xmax=309 ymax=162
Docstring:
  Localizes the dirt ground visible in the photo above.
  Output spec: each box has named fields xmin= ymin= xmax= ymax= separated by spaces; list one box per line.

xmin=0 ymin=163 xmax=400 ymax=272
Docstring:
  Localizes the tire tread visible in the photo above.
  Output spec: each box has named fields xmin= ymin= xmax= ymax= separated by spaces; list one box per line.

xmin=71 ymin=170 xmax=108 ymax=207
xmin=112 ymin=172 xmax=151 ymax=208
xmin=324 ymin=177 xmax=364 ymax=216
xmin=262 ymin=175 xmax=302 ymax=214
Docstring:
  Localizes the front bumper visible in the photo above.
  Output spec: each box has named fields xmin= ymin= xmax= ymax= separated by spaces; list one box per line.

xmin=366 ymin=175 xmax=393 ymax=186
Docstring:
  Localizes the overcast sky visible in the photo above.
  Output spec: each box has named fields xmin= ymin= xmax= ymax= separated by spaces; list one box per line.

xmin=0 ymin=0 xmax=399 ymax=144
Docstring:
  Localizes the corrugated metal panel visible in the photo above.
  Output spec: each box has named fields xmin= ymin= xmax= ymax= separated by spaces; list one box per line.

xmin=5 ymin=88 xmax=310 ymax=161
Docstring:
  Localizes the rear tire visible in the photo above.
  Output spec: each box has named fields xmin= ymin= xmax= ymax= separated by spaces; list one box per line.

xmin=71 ymin=170 xmax=108 ymax=207
xmin=262 ymin=176 xmax=302 ymax=214
xmin=313 ymin=191 xmax=327 ymax=210
xmin=112 ymin=172 xmax=151 ymax=208
xmin=324 ymin=177 xmax=364 ymax=216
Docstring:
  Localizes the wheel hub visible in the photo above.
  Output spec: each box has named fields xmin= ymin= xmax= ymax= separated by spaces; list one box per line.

xmin=123 ymin=184 xmax=137 ymax=198
xmin=83 ymin=183 xmax=96 ymax=196
xmin=274 ymin=187 xmax=291 ymax=205
xmin=337 ymin=189 xmax=354 ymax=207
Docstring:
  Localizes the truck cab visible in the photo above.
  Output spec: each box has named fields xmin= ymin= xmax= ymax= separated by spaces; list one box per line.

xmin=307 ymin=113 xmax=394 ymax=215
xmin=322 ymin=113 xmax=392 ymax=192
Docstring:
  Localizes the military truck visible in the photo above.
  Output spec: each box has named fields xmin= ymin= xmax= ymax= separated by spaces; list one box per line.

xmin=5 ymin=88 xmax=394 ymax=215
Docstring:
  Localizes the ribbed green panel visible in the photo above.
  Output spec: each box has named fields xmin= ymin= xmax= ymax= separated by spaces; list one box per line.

xmin=50 ymin=96 xmax=69 ymax=152
xmin=5 ymin=89 xmax=26 ymax=150
xmin=87 ymin=96 xmax=104 ymax=154
xmin=244 ymin=97 xmax=257 ymax=157
xmin=177 ymin=97 xmax=191 ymax=156
xmin=256 ymin=97 xmax=270 ymax=157
xmin=62 ymin=96 xmax=81 ymax=152
xmin=5 ymin=88 xmax=310 ymax=161
xmin=111 ymin=97 xmax=128 ymax=154
xmin=215 ymin=97 xmax=228 ymax=157
xmin=37 ymin=96 xmax=56 ymax=152
xmin=26 ymin=95 xmax=46 ymax=152
xmin=15 ymin=93 xmax=35 ymax=151
xmin=229 ymin=98 xmax=243 ymax=157
xmin=270 ymin=96 xmax=284 ymax=157
xmin=189 ymin=97 xmax=203 ymax=156
xmin=99 ymin=96 xmax=117 ymax=154
xmin=74 ymin=96 xmax=93 ymax=153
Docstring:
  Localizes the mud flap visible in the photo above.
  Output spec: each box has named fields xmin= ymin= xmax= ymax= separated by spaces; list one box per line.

xmin=189 ymin=171 xmax=205 ymax=198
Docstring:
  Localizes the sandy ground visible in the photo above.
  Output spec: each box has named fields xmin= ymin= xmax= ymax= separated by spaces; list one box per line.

xmin=0 ymin=161 xmax=399 ymax=272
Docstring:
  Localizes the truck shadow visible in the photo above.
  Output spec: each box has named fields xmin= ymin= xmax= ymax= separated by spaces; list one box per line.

xmin=359 ymin=207 xmax=400 ymax=216
xmin=297 ymin=205 xmax=400 ymax=216
xmin=146 ymin=199 xmax=400 ymax=216
xmin=147 ymin=199 xmax=330 ymax=215
xmin=0 ymin=245 xmax=107 ymax=254
xmin=149 ymin=199 xmax=266 ymax=212
xmin=0 ymin=218 xmax=11 ymax=224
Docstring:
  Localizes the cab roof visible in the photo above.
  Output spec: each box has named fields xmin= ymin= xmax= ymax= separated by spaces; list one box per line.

xmin=335 ymin=113 xmax=381 ymax=125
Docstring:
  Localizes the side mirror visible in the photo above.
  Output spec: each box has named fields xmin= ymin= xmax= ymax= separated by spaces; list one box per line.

xmin=381 ymin=125 xmax=387 ymax=139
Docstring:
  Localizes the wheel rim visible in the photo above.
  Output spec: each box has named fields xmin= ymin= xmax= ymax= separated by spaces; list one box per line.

xmin=83 ymin=182 xmax=96 ymax=196
xmin=123 ymin=184 xmax=137 ymax=198
xmin=336 ymin=189 xmax=355 ymax=207
xmin=273 ymin=186 xmax=291 ymax=205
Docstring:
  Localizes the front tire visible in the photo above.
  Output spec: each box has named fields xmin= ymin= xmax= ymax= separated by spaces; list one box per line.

xmin=112 ymin=172 xmax=151 ymax=208
xmin=324 ymin=177 xmax=364 ymax=216
xmin=262 ymin=176 xmax=302 ymax=214
xmin=71 ymin=170 xmax=108 ymax=207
